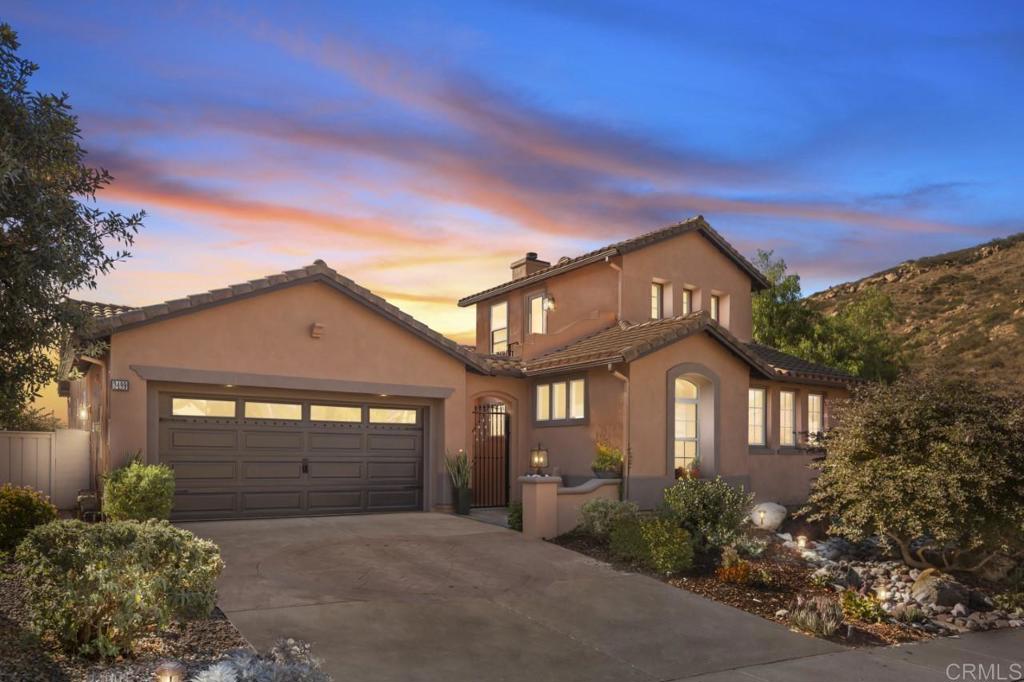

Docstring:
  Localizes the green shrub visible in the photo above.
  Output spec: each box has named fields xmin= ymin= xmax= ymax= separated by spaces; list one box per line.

xmin=733 ymin=535 xmax=768 ymax=559
xmin=609 ymin=515 xmax=694 ymax=575
xmin=578 ymin=498 xmax=638 ymax=539
xmin=102 ymin=459 xmax=175 ymax=521
xmin=894 ymin=605 xmax=928 ymax=624
xmin=0 ymin=484 xmax=57 ymax=552
xmin=660 ymin=476 xmax=753 ymax=553
xmin=507 ymin=501 xmax=523 ymax=532
xmin=806 ymin=374 xmax=1024 ymax=572
xmin=15 ymin=519 xmax=223 ymax=658
xmin=994 ymin=591 xmax=1024 ymax=614
xmin=789 ymin=594 xmax=844 ymax=637
xmin=592 ymin=441 xmax=623 ymax=473
xmin=840 ymin=590 xmax=886 ymax=623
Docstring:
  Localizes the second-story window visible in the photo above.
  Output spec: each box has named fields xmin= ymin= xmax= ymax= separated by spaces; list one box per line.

xmin=528 ymin=293 xmax=546 ymax=335
xmin=681 ymin=288 xmax=692 ymax=315
xmin=490 ymin=301 xmax=508 ymax=354
xmin=709 ymin=294 xmax=720 ymax=321
xmin=651 ymin=282 xmax=665 ymax=320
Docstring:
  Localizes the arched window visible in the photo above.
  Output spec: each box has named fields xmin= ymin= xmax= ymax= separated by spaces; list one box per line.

xmin=673 ymin=378 xmax=699 ymax=477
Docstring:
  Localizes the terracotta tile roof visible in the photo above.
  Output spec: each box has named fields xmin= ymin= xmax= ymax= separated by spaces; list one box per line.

xmin=84 ymin=260 xmax=491 ymax=373
xmin=75 ymin=299 xmax=137 ymax=319
xmin=521 ymin=312 xmax=777 ymax=377
xmin=745 ymin=343 xmax=859 ymax=385
xmin=457 ymin=216 xmax=769 ymax=306
xmin=476 ymin=354 xmax=526 ymax=377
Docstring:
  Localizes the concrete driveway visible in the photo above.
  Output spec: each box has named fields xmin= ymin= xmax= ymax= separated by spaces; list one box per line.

xmin=182 ymin=513 xmax=1022 ymax=682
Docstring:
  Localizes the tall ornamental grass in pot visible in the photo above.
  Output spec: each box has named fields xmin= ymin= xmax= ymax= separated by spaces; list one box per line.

xmin=445 ymin=449 xmax=473 ymax=515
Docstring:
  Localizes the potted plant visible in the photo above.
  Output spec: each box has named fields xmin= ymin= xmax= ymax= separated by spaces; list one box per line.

xmin=445 ymin=449 xmax=473 ymax=515
xmin=592 ymin=440 xmax=623 ymax=479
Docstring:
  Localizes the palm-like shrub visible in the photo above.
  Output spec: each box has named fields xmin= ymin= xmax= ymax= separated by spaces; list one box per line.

xmin=102 ymin=458 xmax=175 ymax=521
xmin=0 ymin=484 xmax=57 ymax=552
xmin=16 ymin=519 xmax=222 ymax=657
xmin=660 ymin=476 xmax=753 ymax=553
xmin=806 ymin=374 xmax=1024 ymax=572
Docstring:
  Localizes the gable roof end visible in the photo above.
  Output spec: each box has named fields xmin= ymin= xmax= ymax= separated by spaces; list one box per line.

xmin=457 ymin=215 xmax=769 ymax=306
xmin=83 ymin=260 xmax=491 ymax=374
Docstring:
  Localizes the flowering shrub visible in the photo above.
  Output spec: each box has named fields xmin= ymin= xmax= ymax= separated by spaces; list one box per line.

xmin=15 ymin=519 xmax=222 ymax=657
xmin=102 ymin=458 xmax=175 ymax=521
xmin=0 ymin=484 xmax=57 ymax=552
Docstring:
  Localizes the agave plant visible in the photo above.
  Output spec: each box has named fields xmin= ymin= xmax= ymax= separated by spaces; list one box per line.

xmin=788 ymin=594 xmax=844 ymax=637
xmin=445 ymin=449 xmax=472 ymax=490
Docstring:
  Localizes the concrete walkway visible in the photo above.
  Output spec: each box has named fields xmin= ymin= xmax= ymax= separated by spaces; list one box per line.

xmin=183 ymin=513 xmax=1022 ymax=682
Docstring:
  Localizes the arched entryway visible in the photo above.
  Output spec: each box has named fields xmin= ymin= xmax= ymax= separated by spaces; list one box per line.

xmin=666 ymin=363 xmax=719 ymax=479
xmin=471 ymin=396 xmax=511 ymax=507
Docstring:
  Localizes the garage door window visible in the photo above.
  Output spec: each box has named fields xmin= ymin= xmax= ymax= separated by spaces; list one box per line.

xmin=369 ymin=407 xmax=417 ymax=424
xmin=310 ymin=405 xmax=362 ymax=422
xmin=244 ymin=401 xmax=302 ymax=420
xmin=172 ymin=397 xmax=236 ymax=417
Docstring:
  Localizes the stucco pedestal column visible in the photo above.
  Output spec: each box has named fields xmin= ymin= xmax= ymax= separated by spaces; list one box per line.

xmin=517 ymin=475 xmax=562 ymax=539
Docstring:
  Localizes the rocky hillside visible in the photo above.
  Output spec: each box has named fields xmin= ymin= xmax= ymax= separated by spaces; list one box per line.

xmin=810 ymin=233 xmax=1024 ymax=390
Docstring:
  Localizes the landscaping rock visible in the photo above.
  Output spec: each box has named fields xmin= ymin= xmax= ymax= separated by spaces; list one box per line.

xmin=751 ymin=502 xmax=787 ymax=531
xmin=910 ymin=568 xmax=970 ymax=607
xmin=951 ymin=603 xmax=969 ymax=618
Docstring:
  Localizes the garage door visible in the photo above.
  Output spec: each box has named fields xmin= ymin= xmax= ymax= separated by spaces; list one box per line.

xmin=158 ymin=393 xmax=424 ymax=520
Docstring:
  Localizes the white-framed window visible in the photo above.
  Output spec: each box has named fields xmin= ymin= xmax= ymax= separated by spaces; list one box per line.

xmin=245 ymin=401 xmax=302 ymax=420
xmin=808 ymin=394 xmax=824 ymax=439
xmin=172 ymin=397 xmax=236 ymax=417
xmin=310 ymin=405 xmax=362 ymax=422
xmin=779 ymin=390 xmax=796 ymax=446
xmin=673 ymin=378 xmax=699 ymax=474
xmin=535 ymin=377 xmax=586 ymax=424
xmin=709 ymin=294 xmax=721 ymax=321
xmin=490 ymin=301 xmax=508 ymax=354
xmin=680 ymin=288 xmax=692 ymax=315
xmin=748 ymin=388 xmax=766 ymax=446
xmin=651 ymin=282 xmax=664 ymax=319
xmin=527 ymin=293 xmax=546 ymax=335
xmin=369 ymin=407 xmax=418 ymax=424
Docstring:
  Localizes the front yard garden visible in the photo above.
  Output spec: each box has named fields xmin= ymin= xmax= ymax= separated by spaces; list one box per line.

xmin=554 ymin=374 xmax=1024 ymax=646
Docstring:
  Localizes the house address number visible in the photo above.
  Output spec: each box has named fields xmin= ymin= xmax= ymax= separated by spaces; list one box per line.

xmin=111 ymin=379 xmax=130 ymax=392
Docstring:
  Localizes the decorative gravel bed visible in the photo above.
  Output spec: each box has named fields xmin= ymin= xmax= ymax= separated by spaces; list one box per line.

xmin=0 ymin=561 xmax=249 ymax=681
xmin=553 ymin=530 xmax=952 ymax=647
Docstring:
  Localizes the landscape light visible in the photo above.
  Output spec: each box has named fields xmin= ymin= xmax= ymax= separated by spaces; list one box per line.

xmin=758 ymin=509 xmax=766 ymax=528
xmin=154 ymin=661 xmax=185 ymax=682
xmin=797 ymin=535 xmax=807 ymax=549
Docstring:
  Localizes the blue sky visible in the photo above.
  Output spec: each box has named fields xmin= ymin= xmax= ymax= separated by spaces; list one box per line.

xmin=6 ymin=1 xmax=1023 ymax=340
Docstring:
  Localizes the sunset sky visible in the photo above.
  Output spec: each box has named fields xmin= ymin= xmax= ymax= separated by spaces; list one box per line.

xmin=7 ymin=1 xmax=1023 ymax=343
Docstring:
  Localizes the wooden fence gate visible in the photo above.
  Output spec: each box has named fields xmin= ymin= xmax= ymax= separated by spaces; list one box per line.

xmin=471 ymin=404 xmax=509 ymax=507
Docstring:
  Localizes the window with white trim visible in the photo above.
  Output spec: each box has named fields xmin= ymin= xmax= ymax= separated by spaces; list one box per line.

xmin=535 ymin=378 xmax=586 ymax=424
xmin=651 ymin=282 xmax=664 ymax=319
xmin=673 ymin=378 xmax=699 ymax=473
xmin=490 ymin=301 xmax=508 ymax=354
xmin=527 ymin=293 xmax=546 ymax=335
xmin=680 ymin=288 xmax=692 ymax=315
xmin=808 ymin=394 xmax=824 ymax=439
xmin=779 ymin=390 xmax=796 ymax=446
xmin=748 ymin=388 xmax=766 ymax=446
xmin=709 ymin=294 xmax=721 ymax=321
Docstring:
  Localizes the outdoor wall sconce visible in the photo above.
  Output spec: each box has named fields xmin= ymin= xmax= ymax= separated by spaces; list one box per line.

xmin=530 ymin=443 xmax=549 ymax=474
xmin=543 ymin=295 xmax=556 ymax=311
xmin=77 ymin=404 xmax=89 ymax=424
xmin=154 ymin=660 xmax=186 ymax=682
xmin=797 ymin=535 xmax=807 ymax=549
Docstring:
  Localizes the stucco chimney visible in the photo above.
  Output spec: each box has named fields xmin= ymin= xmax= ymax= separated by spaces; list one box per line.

xmin=510 ymin=252 xmax=550 ymax=280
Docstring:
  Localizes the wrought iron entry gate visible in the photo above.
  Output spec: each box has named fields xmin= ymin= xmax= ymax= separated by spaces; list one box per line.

xmin=471 ymin=403 xmax=510 ymax=507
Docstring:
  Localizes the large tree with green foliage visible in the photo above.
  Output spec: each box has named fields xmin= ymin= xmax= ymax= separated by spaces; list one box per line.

xmin=0 ymin=23 xmax=143 ymax=429
xmin=751 ymin=250 xmax=901 ymax=381
xmin=806 ymin=373 xmax=1024 ymax=572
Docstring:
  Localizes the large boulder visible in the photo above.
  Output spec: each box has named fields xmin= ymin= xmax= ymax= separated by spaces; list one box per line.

xmin=750 ymin=502 xmax=787 ymax=531
xmin=910 ymin=568 xmax=971 ymax=607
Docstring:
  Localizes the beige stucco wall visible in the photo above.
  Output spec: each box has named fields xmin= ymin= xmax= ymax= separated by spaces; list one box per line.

xmin=104 ymin=281 xmax=472 ymax=507
xmin=474 ymin=261 xmax=619 ymax=359
xmin=621 ymin=231 xmax=755 ymax=341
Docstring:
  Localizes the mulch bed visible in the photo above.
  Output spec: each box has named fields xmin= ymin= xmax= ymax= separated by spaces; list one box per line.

xmin=0 ymin=561 xmax=249 ymax=681
xmin=552 ymin=531 xmax=930 ymax=647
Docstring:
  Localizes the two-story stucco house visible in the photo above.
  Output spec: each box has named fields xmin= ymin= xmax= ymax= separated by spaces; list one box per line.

xmin=66 ymin=216 xmax=853 ymax=520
